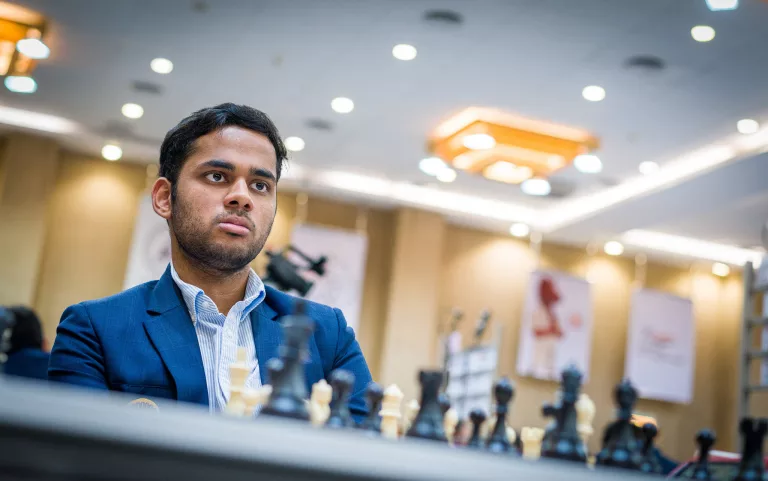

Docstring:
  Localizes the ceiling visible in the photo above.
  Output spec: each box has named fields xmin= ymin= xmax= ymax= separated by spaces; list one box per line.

xmin=2 ymin=0 xmax=767 ymax=264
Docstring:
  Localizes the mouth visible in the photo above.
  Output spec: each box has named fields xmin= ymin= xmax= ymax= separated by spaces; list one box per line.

xmin=217 ymin=216 xmax=252 ymax=236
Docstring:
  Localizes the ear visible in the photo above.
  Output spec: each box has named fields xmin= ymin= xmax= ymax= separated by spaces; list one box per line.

xmin=151 ymin=177 xmax=173 ymax=221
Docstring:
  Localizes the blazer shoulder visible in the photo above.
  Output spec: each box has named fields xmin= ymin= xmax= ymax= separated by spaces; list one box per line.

xmin=76 ymin=280 xmax=158 ymax=318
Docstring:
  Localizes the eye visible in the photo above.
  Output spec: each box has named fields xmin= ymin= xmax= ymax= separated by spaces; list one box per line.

xmin=251 ymin=181 xmax=269 ymax=192
xmin=205 ymin=172 xmax=225 ymax=183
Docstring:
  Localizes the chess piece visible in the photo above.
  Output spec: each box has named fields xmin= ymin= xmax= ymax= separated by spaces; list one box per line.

xmin=243 ymin=384 xmax=272 ymax=417
xmin=406 ymin=370 xmax=447 ymax=442
xmin=521 ymin=427 xmax=545 ymax=460
xmin=403 ymin=399 xmax=420 ymax=435
xmin=261 ymin=301 xmax=315 ymax=421
xmin=541 ymin=365 xmax=587 ymax=463
xmin=576 ymin=393 xmax=596 ymax=447
xmin=596 ymin=379 xmax=643 ymax=470
xmin=444 ymin=407 xmax=460 ymax=445
xmin=357 ymin=382 xmax=384 ymax=434
xmin=733 ymin=418 xmax=767 ymax=481
xmin=379 ymin=384 xmax=404 ymax=439
xmin=309 ymin=379 xmax=332 ymax=427
xmin=467 ymin=408 xmax=487 ymax=448
xmin=224 ymin=347 xmax=250 ymax=417
xmin=487 ymin=377 xmax=515 ymax=453
xmin=639 ymin=423 xmax=662 ymax=474
xmin=691 ymin=429 xmax=716 ymax=480
xmin=0 ymin=307 xmax=14 ymax=371
xmin=325 ymin=369 xmax=355 ymax=429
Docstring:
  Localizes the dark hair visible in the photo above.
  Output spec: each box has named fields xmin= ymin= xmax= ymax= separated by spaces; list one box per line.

xmin=8 ymin=306 xmax=43 ymax=354
xmin=158 ymin=103 xmax=288 ymax=191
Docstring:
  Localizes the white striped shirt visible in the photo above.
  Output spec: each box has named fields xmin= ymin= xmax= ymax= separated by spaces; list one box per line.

xmin=170 ymin=263 xmax=265 ymax=412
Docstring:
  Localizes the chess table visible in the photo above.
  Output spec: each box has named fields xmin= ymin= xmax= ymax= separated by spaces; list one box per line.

xmin=0 ymin=376 xmax=662 ymax=481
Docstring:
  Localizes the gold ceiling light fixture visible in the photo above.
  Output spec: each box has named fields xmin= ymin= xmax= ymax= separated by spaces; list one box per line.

xmin=427 ymin=107 xmax=600 ymax=185
xmin=0 ymin=1 xmax=50 ymax=91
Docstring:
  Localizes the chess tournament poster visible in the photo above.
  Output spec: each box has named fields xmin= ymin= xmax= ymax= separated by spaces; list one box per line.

xmin=516 ymin=270 xmax=594 ymax=382
xmin=124 ymin=195 xmax=171 ymax=289
xmin=624 ymin=288 xmax=695 ymax=403
xmin=289 ymin=223 xmax=368 ymax=333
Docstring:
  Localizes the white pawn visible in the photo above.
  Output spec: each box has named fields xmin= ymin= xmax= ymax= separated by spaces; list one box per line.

xmin=225 ymin=347 xmax=250 ymax=417
xmin=309 ymin=379 xmax=333 ymax=427
xmin=402 ymin=399 xmax=420 ymax=435
xmin=576 ymin=393 xmax=596 ymax=446
xmin=444 ymin=407 xmax=459 ymax=444
xmin=243 ymin=384 xmax=272 ymax=417
xmin=379 ymin=384 xmax=404 ymax=439
xmin=521 ymin=427 xmax=545 ymax=460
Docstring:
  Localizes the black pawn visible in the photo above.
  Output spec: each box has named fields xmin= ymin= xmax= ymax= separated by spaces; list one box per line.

xmin=639 ymin=423 xmax=662 ymax=475
xmin=733 ymin=418 xmax=766 ymax=481
xmin=487 ymin=377 xmax=515 ymax=454
xmin=438 ymin=393 xmax=451 ymax=417
xmin=357 ymin=382 xmax=384 ymax=434
xmin=406 ymin=370 xmax=447 ymax=442
xmin=325 ymin=369 xmax=356 ymax=429
xmin=692 ymin=429 xmax=716 ymax=480
xmin=261 ymin=301 xmax=314 ymax=421
xmin=467 ymin=408 xmax=487 ymax=449
xmin=541 ymin=365 xmax=587 ymax=463
xmin=596 ymin=379 xmax=643 ymax=470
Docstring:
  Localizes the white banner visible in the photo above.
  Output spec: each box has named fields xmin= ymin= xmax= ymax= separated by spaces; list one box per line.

xmin=625 ymin=288 xmax=695 ymax=403
xmin=516 ymin=270 xmax=594 ymax=381
xmin=289 ymin=223 xmax=368 ymax=332
xmin=124 ymin=195 xmax=171 ymax=290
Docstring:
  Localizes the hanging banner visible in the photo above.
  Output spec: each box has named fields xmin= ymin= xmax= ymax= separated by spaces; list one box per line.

xmin=625 ymin=288 xmax=695 ymax=403
xmin=516 ymin=270 xmax=594 ymax=381
xmin=124 ymin=195 xmax=171 ymax=290
xmin=289 ymin=223 xmax=368 ymax=332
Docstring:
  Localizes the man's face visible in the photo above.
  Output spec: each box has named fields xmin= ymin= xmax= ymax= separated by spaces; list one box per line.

xmin=169 ymin=126 xmax=278 ymax=273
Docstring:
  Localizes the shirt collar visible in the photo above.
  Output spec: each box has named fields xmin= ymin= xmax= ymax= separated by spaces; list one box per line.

xmin=169 ymin=262 xmax=265 ymax=324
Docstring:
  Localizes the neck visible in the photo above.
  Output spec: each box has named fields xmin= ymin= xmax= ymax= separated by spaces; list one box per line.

xmin=171 ymin=244 xmax=250 ymax=315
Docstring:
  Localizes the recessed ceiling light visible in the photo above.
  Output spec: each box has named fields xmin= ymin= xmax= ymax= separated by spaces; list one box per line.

xmin=509 ymin=223 xmax=530 ymax=237
xmin=4 ymin=76 xmax=37 ymax=93
xmin=392 ymin=44 xmax=417 ymax=61
xmin=419 ymin=157 xmax=448 ymax=176
xmin=706 ymin=0 xmax=738 ymax=11
xmin=331 ymin=97 xmax=354 ymax=114
xmin=737 ymin=119 xmax=759 ymax=135
xmin=638 ymin=161 xmax=659 ymax=175
xmin=691 ymin=26 xmax=716 ymax=42
xmin=711 ymin=262 xmax=730 ymax=277
xmin=436 ymin=168 xmax=457 ymax=183
xmin=16 ymin=38 xmax=49 ymax=59
xmin=604 ymin=241 xmax=624 ymax=256
xmin=462 ymin=133 xmax=496 ymax=150
xmin=121 ymin=103 xmax=144 ymax=119
xmin=102 ymin=144 xmax=122 ymax=161
xmin=150 ymin=57 xmax=174 ymax=74
xmin=574 ymin=154 xmax=603 ymax=174
xmin=582 ymin=85 xmax=606 ymax=102
xmin=521 ymin=178 xmax=551 ymax=196
xmin=285 ymin=136 xmax=305 ymax=152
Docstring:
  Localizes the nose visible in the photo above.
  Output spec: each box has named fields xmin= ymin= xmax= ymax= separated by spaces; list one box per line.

xmin=223 ymin=178 xmax=252 ymax=212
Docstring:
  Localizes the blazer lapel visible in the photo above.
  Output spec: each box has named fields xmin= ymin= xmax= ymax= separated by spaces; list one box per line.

xmin=144 ymin=266 xmax=208 ymax=407
xmin=252 ymin=301 xmax=282 ymax=385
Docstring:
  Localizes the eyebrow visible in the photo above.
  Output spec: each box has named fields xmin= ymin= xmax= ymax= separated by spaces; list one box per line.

xmin=200 ymin=159 xmax=277 ymax=182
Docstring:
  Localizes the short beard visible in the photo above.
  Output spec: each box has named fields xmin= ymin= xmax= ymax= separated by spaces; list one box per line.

xmin=170 ymin=188 xmax=271 ymax=276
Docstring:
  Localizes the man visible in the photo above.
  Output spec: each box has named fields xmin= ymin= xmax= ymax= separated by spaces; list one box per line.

xmin=3 ymin=306 xmax=50 ymax=380
xmin=49 ymin=103 xmax=372 ymax=419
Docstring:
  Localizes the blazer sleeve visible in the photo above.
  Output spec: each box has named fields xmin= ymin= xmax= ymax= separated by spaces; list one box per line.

xmin=48 ymin=303 xmax=109 ymax=390
xmin=331 ymin=307 xmax=373 ymax=422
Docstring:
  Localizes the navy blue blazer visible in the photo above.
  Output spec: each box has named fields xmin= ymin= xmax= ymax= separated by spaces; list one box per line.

xmin=48 ymin=266 xmax=372 ymax=418
xmin=4 ymin=348 xmax=50 ymax=381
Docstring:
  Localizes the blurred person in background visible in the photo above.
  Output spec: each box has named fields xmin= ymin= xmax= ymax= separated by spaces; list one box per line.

xmin=3 ymin=306 xmax=50 ymax=380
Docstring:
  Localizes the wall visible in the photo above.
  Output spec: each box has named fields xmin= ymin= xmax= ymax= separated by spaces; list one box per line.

xmin=438 ymin=226 xmax=744 ymax=460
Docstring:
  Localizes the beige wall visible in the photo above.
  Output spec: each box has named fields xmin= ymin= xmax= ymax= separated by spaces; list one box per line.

xmin=0 ymin=137 xmax=752 ymax=460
